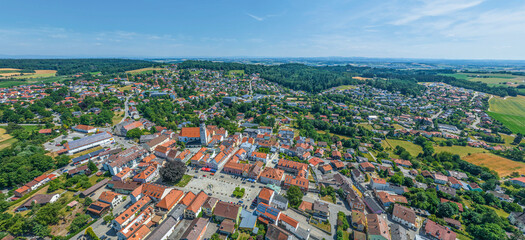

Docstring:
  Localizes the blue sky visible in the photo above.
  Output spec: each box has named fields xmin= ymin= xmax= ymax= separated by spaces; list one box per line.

xmin=1 ymin=0 xmax=525 ymax=59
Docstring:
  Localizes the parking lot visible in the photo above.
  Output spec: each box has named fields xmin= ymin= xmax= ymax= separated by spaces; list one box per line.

xmin=44 ymin=131 xmax=87 ymax=152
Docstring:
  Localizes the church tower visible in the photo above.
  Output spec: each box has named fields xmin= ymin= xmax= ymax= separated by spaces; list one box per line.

xmin=200 ymin=122 xmax=208 ymax=145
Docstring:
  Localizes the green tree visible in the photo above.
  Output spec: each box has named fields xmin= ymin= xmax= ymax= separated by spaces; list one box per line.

xmin=160 ymin=160 xmax=186 ymax=183
xmin=69 ymin=214 xmax=91 ymax=233
xmin=513 ymin=133 xmax=523 ymax=145
xmin=286 ymin=186 xmax=304 ymax=208
xmin=87 ymin=160 xmax=98 ymax=173
xmin=126 ymin=128 xmax=143 ymax=139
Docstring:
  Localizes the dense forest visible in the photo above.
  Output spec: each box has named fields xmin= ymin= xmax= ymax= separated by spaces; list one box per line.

xmin=178 ymin=60 xmax=519 ymax=97
xmin=0 ymin=59 xmax=161 ymax=75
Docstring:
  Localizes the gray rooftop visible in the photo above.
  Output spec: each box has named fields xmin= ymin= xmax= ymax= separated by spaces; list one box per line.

xmin=67 ymin=132 xmax=112 ymax=150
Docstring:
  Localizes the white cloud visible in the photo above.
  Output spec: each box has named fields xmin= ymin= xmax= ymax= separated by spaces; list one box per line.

xmin=391 ymin=0 xmax=484 ymax=25
xmin=246 ymin=13 xmax=264 ymax=21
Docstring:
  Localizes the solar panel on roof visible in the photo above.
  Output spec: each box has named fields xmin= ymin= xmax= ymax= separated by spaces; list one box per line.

xmin=67 ymin=132 xmax=112 ymax=150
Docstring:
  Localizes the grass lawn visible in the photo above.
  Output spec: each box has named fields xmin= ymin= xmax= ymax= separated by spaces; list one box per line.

xmin=112 ymin=111 xmax=125 ymax=125
xmin=392 ymin=124 xmax=405 ymax=130
xmin=237 ymin=232 xmax=251 ymax=240
xmin=434 ymin=145 xmax=486 ymax=157
xmin=383 ymin=139 xmax=422 ymax=156
xmin=0 ymin=127 xmax=17 ymax=150
xmin=488 ymin=96 xmax=525 ymax=134
xmin=119 ymin=85 xmax=133 ymax=91
xmin=175 ymin=175 xmax=193 ymax=187
xmin=463 ymin=153 xmax=525 ymax=177
xmin=316 ymin=130 xmax=351 ymax=140
xmin=320 ymin=195 xmax=335 ymax=203
xmin=500 ymin=133 xmax=524 ymax=146
xmin=190 ymin=70 xmax=202 ymax=75
xmin=227 ymin=70 xmax=245 ymax=78
xmin=336 ymin=85 xmax=356 ymax=90
xmin=487 ymin=205 xmax=509 ymax=218
xmin=125 ymin=67 xmax=165 ymax=74
xmin=456 ymin=232 xmax=473 ymax=240
xmin=310 ymin=219 xmax=331 ymax=233
xmin=70 ymin=146 xmax=104 ymax=158
xmin=357 ymin=123 xmax=374 ymax=130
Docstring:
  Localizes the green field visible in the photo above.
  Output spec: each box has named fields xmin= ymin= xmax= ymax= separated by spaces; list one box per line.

xmin=125 ymin=67 xmax=165 ymax=75
xmin=0 ymin=75 xmax=70 ymax=88
xmin=384 ymin=138 xmax=488 ymax=158
xmin=383 ymin=139 xmax=422 ymax=156
xmin=434 ymin=145 xmax=486 ymax=157
xmin=442 ymin=73 xmax=525 ymax=86
xmin=226 ymin=70 xmax=245 ymax=78
xmin=488 ymin=96 xmax=525 ymax=134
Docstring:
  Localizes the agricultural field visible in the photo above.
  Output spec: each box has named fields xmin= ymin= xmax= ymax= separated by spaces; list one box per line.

xmin=463 ymin=153 xmax=525 ymax=177
xmin=0 ymin=68 xmax=57 ymax=79
xmin=0 ymin=75 xmax=70 ymax=88
xmin=0 ymin=128 xmax=17 ymax=150
xmin=442 ymin=72 xmax=525 ymax=86
xmin=488 ymin=95 xmax=525 ymax=134
xmin=125 ymin=67 xmax=165 ymax=74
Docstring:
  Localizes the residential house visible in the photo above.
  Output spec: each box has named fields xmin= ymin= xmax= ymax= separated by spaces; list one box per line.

xmin=213 ymin=201 xmax=242 ymax=224
xmin=423 ymin=220 xmax=457 ymax=240
xmin=392 ymin=204 xmax=416 ymax=230
xmin=351 ymin=210 xmax=366 ymax=231
xmin=367 ymin=214 xmax=391 ymax=240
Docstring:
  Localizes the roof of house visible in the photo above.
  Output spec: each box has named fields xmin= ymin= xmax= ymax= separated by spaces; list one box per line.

xmin=156 ymin=189 xmax=184 ymax=210
xmin=366 ymin=214 xmax=390 ymax=239
xmin=393 ymin=204 xmax=416 ymax=224
xmin=179 ymin=127 xmax=200 ymax=138
xmin=219 ymin=219 xmax=235 ymax=234
xmin=320 ymin=164 xmax=332 ymax=172
xmin=133 ymin=165 xmax=157 ymax=181
xmin=86 ymin=200 xmax=111 ymax=215
xmin=266 ymin=224 xmax=290 ymax=240
xmin=424 ymin=220 xmax=457 ymax=240
xmin=115 ymin=196 xmax=151 ymax=225
xmin=181 ymin=191 xmax=196 ymax=206
xmin=98 ymin=191 xmax=120 ymax=204
xmin=261 ymin=168 xmax=284 ymax=181
xmin=186 ymin=191 xmax=208 ymax=214
xmin=279 ymin=213 xmax=299 ymax=228
xmin=298 ymin=201 xmax=313 ymax=212
xmin=213 ymin=201 xmax=241 ymax=220
xmin=181 ymin=218 xmax=208 ymax=240
xmin=258 ymin=188 xmax=274 ymax=202
xmin=284 ymin=175 xmax=309 ymax=189
xmin=73 ymin=124 xmax=96 ymax=131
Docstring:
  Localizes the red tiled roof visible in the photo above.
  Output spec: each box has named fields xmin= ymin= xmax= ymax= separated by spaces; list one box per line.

xmin=179 ymin=127 xmax=200 ymax=138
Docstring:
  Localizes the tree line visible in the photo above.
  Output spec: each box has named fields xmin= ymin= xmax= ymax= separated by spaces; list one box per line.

xmin=0 ymin=59 xmax=161 ymax=75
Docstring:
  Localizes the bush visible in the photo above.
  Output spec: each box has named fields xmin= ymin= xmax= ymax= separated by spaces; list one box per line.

xmin=85 ymin=227 xmax=99 ymax=240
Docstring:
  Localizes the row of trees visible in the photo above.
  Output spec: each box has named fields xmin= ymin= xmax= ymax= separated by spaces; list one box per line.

xmin=0 ymin=59 xmax=161 ymax=75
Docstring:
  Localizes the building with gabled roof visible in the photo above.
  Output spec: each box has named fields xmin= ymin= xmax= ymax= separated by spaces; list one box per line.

xmin=213 ymin=201 xmax=242 ymax=223
xmin=423 ymin=219 xmax=456 ymax=240
xmin=184 ymin=191 xmax=208 ymax=219
xmin=392 ymin=204 xmax=416 ymax=229
xmin=155 ymin=189 xmax=184 ymax=211
xmin=367 ymin=214 xmax=391 ymax=240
